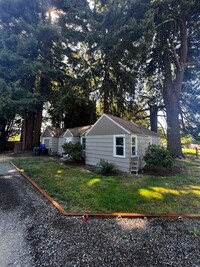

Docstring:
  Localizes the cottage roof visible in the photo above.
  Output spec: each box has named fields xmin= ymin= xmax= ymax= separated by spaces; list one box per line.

xmin=86 ymin=114 xmax=159 ymax=137
xmin=106 ymin=114 xmax=159 ymax=136
xmin=44 ymin=126 xmax=66 ymax=138
xmin=66 ymin=125 xmax=92 ymax=137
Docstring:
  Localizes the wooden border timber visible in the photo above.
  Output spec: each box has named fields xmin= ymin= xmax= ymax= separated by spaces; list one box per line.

xmin=10 ymin=162 xmax=200 ymax=220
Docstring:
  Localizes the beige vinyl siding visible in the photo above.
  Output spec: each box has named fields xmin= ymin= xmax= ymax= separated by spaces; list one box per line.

xmin=152 ymin=136 xmax=160 ymax=145
xmin=85 ymin=135 xmax=132 ymax=173
xmin=41 ymin=137 xmax=58 ymax=155
xmin=87 ymin=115 xmax=128 ymax=136
xmin=58 ymin=137 xmax=65 ymax=156
xmin=42 ymin=137 xmax=50 ymax=147
xmin=72 ymin=137 xmax=80 ymax=143
xmin=137 ymin=135 xmax=160 ymax=168
xmin=42 ymin=137 xmax=52 ymax=154
xmin=59 ymin=136 xmax=80 ymax=156
xmin=86 ymin=134 xmax=160 ymax=173
xmin=137 ymin=135 xmax=160 ymax=155
xmin=49 ymin=137 xmax=59 ymax=155
xmin=85 ymin=114 xmax=160 ymax=173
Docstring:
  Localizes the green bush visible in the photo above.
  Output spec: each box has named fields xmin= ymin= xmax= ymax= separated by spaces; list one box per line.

xmin=144 ymin=144 xmax=173 ymax=168
xmin=62 ymin=142 xmax=84 ymax=161
xmin=96 ymin=159 xmax=115 ymax=174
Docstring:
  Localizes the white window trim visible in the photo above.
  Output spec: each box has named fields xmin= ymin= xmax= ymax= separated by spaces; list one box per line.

xmin=131 ymin=135 xmax=138 ymax=157
xmin=113 ymin=135 xmax=126 ymax=158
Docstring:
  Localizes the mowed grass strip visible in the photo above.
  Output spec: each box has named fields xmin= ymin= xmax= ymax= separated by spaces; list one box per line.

xmin=12 ymin=157 xmax=200 ymax=214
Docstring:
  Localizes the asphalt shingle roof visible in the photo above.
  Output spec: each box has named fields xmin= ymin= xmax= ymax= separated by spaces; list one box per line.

xmin=106 ymin=114 xmax=159 ymax=137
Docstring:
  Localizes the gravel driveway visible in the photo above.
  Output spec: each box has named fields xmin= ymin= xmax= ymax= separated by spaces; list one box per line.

xmin=0 ymin=160 xmax=200 ymax=267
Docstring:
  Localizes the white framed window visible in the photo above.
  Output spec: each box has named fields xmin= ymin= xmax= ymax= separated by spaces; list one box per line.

xmin=113 ymin=135 xmax=125 ymax=158
xmin=81 ymin=137 xmax=86 ymax=150
xmin=131 ymin=135 xmax=137 ymax=156
xmin=148 ymin=136 xmax=152 ymax=145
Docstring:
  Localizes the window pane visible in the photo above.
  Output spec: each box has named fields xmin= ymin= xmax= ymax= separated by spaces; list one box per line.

xmin=132 ymin=137 xmax=135 ymax=145
xmin=116 ymin=147 xmax=124 ymax=156
xmin=116 ymin=137 xmax=123 ymax=146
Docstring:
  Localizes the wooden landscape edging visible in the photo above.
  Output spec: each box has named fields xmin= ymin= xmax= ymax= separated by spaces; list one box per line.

xmin=10 ymin=161 xmax=200 ymax=220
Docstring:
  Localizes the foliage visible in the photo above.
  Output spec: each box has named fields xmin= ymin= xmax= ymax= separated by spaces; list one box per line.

xmin=62 ymin=142 xmax=84 ymax=162
xmin=96 ymin=159 xmax=115 ymax=174
xmin=180 ymin=76 xmax=200 ymax=141
xmin=144 ymin=144 xmax=173 ymax=168
xmin=145 ymin=0 xmax=200 ymax=157
xmin=0 ymin=0 xmax=65 ymax=150
xmin=181 ymin=136 xmax=193 ymax=147
xmin=188 ymin=226 xmax=200 ymax=237
xmin=0 ymin=0 xmax=199 ymax=153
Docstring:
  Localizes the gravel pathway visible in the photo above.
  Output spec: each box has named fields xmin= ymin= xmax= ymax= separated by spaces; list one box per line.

xmin=0 ymin=161 xmax=199 ymax=267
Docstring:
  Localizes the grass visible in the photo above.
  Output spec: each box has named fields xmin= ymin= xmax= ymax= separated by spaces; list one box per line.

xmin=182 ymin=147 xmax=200 ymax=158
xmin=12 ymin=156 xmax=200 ymax=214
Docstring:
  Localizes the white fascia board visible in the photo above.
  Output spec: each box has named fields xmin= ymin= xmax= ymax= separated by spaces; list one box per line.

xmin=63 ymin=129 xmax=73 ymax=137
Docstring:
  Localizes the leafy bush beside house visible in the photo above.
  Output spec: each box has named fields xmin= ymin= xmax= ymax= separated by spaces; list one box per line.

xmin=144 ymin=144 xmax=173 ymax=168
xmin=96 ymin=159 xmax=115 ymax=174
xmin=62 ymin=142 xmax=84 ymax=162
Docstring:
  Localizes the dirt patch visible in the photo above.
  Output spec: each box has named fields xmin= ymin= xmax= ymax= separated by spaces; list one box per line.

xmin=141 ymin=165 xmax=182 ymax=176
xmin=61 ymin=159 xmax=122 ymax=176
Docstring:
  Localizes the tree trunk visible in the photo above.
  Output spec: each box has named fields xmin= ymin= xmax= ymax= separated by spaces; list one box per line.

xmin=149 ymin=105 xmax=158 ymax=133
xmin=103 ymin=90 xmax=110 ymax=114
xmin=163 ymin=61 xmax=183 ymax=157
xmin=0 ymin=119 xmax=8 ymax=151
xmin=22 ymin=112 xmax=35 ymax=150
xmin=159 ymin=19 xmax=188 ymax=158
xmin=163 ymin=89 xmax=182 ymax=157
xmin=103 ymin=61 xmax=110 ymax=114
xmin=162 ymin=25 xmax=187 ymax=158
xmin=33 ymin=105 xmax=43 ymax=147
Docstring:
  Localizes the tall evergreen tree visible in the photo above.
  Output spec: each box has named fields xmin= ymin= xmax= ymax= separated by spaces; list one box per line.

xmin=148 ymin=0 xmax=200 ymax=157
xmin=0 ymin=0 xmax=65 ymax=150
xmin=57 ymin=0 xmax=149 ymax=117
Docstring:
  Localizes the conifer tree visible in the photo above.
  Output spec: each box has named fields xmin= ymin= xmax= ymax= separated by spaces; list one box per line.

xmin=0 ymin=0 xmax=65 ymax=150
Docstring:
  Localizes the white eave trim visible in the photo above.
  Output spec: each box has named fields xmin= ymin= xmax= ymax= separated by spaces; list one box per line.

xmin=63 ymin=129 xmax=73 ymax=137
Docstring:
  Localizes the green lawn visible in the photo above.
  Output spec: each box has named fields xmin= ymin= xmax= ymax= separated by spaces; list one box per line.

xmin=12 ymin=156 xmax=200 ymax=214
xmin=182 ymin=147 xmax=200 ymax=158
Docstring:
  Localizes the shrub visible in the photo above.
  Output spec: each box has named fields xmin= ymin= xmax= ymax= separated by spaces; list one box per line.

xmin=144 ymin=144 xmax=173 ymax=168
xmin=96 ymin=159 xmax=115 ymax=174
xmin=62 ymin=142 xmax=84 ymax=161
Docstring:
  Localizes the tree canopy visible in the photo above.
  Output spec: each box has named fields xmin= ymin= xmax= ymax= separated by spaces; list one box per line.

xmin=0 ymin=0 xmax=199 ymax=156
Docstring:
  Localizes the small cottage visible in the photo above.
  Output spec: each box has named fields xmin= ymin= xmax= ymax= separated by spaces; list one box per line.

xmin=85 ymin=114 xmax=160 ymax=174
xmin=41 ymin=126 xmax=66 ymax=155
xmin=58 ymin=125 xmax=92 ymax=156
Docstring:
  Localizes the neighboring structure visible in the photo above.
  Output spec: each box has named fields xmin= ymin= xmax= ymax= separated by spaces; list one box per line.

xmin=85 ymin=114 xmax=160 ymax=174
xmin=58 ymin=125 xmax=92 ymax=156
xmin=41 ymin=126 xmax=66 ymax=155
